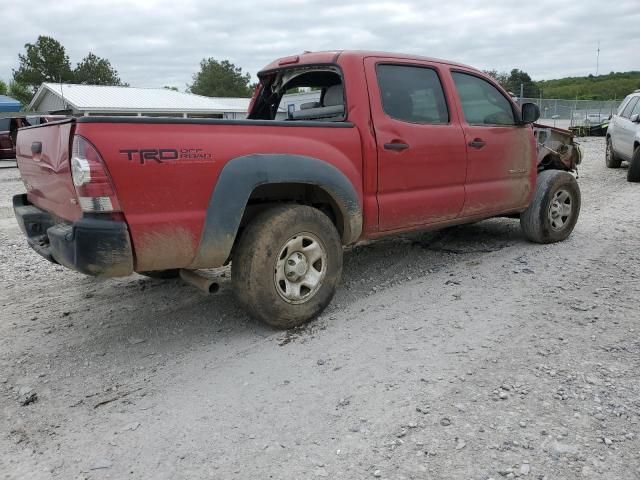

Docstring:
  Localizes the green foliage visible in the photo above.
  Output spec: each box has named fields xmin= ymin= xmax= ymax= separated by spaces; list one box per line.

xmin=537 ymin=72 xmax=640 ymax=100
xmin=485 ymin=66 xmax=639 ymax=100
xmin=506 ymin=69 xmax=539 ymax=97
xmin=0 ymin=79 xmax=7 ymax=96
xmin=189 ymin=59 xmax=252 ymax=97
xmin=13 ymin=36 xmax=73 ymax=93
xmin=7 ymin=81 xmax=32 ymax=106
xmin=483 ymin=70 xmax=509 ymax=89
xmin=73 ymin=53 xmax=123 ymax=85
xmin=12 ymin=36 xmax=125 ymax=97
xmin=484 ymin=69 xmax=538 ymax=96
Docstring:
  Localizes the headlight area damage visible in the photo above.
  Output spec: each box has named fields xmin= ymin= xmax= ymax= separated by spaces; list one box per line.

xmin=534 ymin=123 xmax=582 ymax=172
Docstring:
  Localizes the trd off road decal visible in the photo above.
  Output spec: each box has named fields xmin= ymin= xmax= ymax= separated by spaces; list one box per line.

xmin=119 ymin=148 xmax=213 ymax=164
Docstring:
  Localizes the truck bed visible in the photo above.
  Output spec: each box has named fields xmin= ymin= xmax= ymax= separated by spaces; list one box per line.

xmin=15 ymin=117 xmax=364 ymax=273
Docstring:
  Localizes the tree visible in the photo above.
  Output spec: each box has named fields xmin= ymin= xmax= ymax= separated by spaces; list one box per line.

xmin=0 ymin=79 xmax=7 ymax=96
xmin=505 ymin=69 xmax=539 ymax=98
xmin=8 ymin=81 xmax=32 ymax=106
xmin=536 ymin=71 xmax=640 ymax=100
xmin=483 ymin=70 xmax=509 ymax=89
xmin=188 ymin=59 xmax=252 ymax=97
xmin=163 ymin=86 xmax=179 ymax=91
xmin=13 ymin=36 xmax=73 ymax=94
xmin=73 ymin=53 xmax=123 ymax=85
xmin=12 ymin=36 xmax=126 ymax=96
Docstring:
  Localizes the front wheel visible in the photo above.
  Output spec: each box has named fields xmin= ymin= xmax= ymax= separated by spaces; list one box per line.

xmin=627 ymin=147 xmax=640 ymax=182
xmin=520 ymin=170 xmax=581 ymax=244
xmin=605 ymin=137 xmax=622 ymax=168
xmin=232 ymin=205 xmax=343 ymax=329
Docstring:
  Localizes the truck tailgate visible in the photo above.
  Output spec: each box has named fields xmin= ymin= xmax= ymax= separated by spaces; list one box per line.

xmin=16 ymin=119 xmax=82 ymax=222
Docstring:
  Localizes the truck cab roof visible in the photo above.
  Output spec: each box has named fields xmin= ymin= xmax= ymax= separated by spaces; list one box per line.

xmin=259 ymin=50 xmax=480 ymax=75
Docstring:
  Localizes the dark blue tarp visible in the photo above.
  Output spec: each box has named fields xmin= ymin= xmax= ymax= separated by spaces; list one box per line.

xmin=0 ymin=95 xmax=21 ymax=112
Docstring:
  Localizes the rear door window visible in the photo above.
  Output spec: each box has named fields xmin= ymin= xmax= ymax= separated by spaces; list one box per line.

xmin=452 ymin=72 xmax=516 ymax=126
xmin=0 ymin=119 xmax=9 ymax=132
xmin=376 ymin=64 xmax=449 ymax=124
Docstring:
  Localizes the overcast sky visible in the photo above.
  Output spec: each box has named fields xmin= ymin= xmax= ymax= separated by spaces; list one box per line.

xmin=1 ymin=0 xmax=638 ymax=90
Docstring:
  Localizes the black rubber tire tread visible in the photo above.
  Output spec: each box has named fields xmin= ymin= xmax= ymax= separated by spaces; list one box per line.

xmin=140 ymin=269 xmax=180 ymax=279
xmin=605 ymin=137 xmax=622 ymax=168
xmin=520 ymin=170 xmax=581 ymax=244
xmin=232 ymin=204 xmax=342 ymax=329
xmin=627 ymin=146 xmax=640 ymax=182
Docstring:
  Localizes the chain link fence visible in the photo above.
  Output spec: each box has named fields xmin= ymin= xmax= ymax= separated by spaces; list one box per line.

xmin=521 ymin=98 xmax=620 ymax=129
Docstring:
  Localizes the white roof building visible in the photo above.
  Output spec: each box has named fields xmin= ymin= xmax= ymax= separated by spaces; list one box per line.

xmin=28 ymin=83 xmax=251 ymax=119
xmin=276 ymin=90 xmax=323 ymax=120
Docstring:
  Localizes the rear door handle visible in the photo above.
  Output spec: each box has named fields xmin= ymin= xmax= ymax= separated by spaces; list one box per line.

xmin=384 ymin=142 xmax=409 ymax=151
xmin=468 ymin=138 xmax=486 ymax=149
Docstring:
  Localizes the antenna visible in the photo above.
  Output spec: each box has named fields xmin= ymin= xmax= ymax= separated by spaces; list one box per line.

xmin=596 ymin=40 xmax=600 ymax=76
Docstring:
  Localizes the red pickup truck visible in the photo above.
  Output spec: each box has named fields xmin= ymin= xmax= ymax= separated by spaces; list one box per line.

xmin=13 ymin=51 xmax=581 ymax=328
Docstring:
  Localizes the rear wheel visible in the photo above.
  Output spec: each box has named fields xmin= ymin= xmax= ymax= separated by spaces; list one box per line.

xmin=520 ymin=170 xmax=581 ymax=244
xmin=232 ymin=205 xmax=343 ymax=329
xmin=627 ymin=146 xmax=640 ymax=182
xmin=605 ymin=137 xmax=622 ymax=168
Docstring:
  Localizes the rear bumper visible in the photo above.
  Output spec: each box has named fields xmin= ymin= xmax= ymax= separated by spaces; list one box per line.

xmin=13 ymin=194 xmax=134 ymax=277
xmin=0 ymin=149 xmax=15 ymax=159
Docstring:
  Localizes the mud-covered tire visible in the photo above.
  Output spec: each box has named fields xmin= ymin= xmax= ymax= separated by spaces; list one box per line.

xmin=627 ymin=146 xmax=640 ymax=182
xmin=139 ymin=269 xmax=180 ymax=279
xmin=605 ymin=137 xmax=622 ymax=168
xmin=232 ymin=205 xmax=343 ymax=329
xmin=520 ymin=170 xmax=581 ymax=244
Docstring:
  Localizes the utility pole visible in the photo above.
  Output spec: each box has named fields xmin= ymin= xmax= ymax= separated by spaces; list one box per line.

xmin=596 ymin=40 xmax=600 ymax=76
xmin=519 ymin=83 xmax=524 ymax=106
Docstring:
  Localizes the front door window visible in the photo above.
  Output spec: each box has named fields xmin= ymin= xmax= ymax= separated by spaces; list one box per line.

xmin=451 ymin=72 xmax=516 ymax=126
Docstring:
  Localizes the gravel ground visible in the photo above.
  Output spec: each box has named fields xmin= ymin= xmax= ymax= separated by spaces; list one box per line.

xmin=1 ymin=137 xmax=639 ymax=480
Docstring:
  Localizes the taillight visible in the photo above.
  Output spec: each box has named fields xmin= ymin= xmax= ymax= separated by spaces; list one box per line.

xmin=71 ymin=136 xmax=121 ymax=212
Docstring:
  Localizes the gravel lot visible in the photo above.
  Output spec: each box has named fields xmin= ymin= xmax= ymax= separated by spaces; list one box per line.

xmin=1 ymin=137 xmax=639 ymax=480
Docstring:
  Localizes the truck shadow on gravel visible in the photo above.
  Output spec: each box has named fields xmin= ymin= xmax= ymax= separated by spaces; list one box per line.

xmin=337 ymin=217 xmax=523 ymax=296
xmin=66 ymin=217 xmax=529 ymax=351
xmin=1 ymin=216 xmax=540 ymax=396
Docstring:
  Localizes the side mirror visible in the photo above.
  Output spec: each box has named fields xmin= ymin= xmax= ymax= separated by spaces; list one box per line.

xmin=631 ymin=113 xmax=640 ymax=123
xmin=521 ymin=102 xmax=540 ymax=124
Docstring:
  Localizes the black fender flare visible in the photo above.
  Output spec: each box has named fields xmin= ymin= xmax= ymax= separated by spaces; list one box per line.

xmin=189 ymin=154 xmax=363 ymax=269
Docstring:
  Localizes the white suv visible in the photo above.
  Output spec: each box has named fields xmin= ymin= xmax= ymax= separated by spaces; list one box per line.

xmin=606 ymin=90 xmax=640 ymax=182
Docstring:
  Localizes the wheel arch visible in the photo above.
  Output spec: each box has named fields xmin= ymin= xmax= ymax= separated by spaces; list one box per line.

xmin=188 ymin=154 xmax=363 ymax=269
xmin=240 ymin=182 xmax=348 ymax=238
xmin=539 ymin=153 xmax=569 ymax=172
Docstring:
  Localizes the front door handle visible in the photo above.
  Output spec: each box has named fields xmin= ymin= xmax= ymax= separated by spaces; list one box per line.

xmin=384 ymin=141 xmax=409 ymax=151
xmin=468 ymin=138 xmax=486 ymax=149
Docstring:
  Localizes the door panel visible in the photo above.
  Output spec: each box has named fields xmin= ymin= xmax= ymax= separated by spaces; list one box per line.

xmin=450 ymin=71 xmax=535 ymax=216
xmin=616 ymin=96 xmax=639 ymax=159
xmin=365 ymin=59 xmax=467 ymax=231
